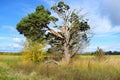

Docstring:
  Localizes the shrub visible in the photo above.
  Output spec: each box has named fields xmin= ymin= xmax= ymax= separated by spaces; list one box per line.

xmin=22 ymin=39 xmax=47 ymax=63
xmin=95 ymin=47 xmax=106 ymax=61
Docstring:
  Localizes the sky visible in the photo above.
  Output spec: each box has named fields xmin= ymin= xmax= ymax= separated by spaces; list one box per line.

xmin=0 ymin=0 xmax=120 ymax=52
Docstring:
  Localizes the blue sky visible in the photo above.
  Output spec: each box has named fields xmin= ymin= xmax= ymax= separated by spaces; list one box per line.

xmin=0 ymin=0 xmax=120 ymax=52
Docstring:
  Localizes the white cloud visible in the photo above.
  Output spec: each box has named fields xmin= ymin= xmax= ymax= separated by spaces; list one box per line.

xmin=101 ymin=0 xmax=120 ymax=25
xmin=0 ymin=43 xmax=23 ymax=52
xmin=8 ymin=43 xmax=22 ymax=48
xmin=90 ymin=15 xmax=120 ymax=34
xmin=100 ymin=45 xmax=120 ymax=51
xmin=0 ymin=37 xmax=25 ymax=52
xmin=12 ymin=37 xmax=25 ymax=49
xmin=13 ymin=38 xmax=24 ymax=43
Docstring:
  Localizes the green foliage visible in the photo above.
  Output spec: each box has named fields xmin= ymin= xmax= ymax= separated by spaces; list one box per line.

xmin=46 ymin=32 xmax=64 ymax=54
xmin=22 ymin=39 xmax=47 ymax=63
xmin=16 ymin=5 xmax=51 ymax=41
xmin=51 ymin=1 xmax=70 ymax=14
xmin=50 ymin=16 xmax=58 ymax=22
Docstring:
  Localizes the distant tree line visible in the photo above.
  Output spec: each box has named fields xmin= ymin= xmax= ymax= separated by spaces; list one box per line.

xmin=0 ymin=51 xmax=120 ymax=55
xmin=105 ymin=51 xmax=120 ymax=55
xmin=84 ymin=51 xmax=120 ymax=55
xmin=0 ymin=52 xmax=21 ymax=55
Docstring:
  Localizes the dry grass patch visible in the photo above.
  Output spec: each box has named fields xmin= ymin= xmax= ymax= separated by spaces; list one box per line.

xmin=0 ymin=55 xmax=120 ymax=80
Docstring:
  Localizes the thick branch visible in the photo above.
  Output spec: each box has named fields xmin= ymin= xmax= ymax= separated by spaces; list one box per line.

xmin=47 ymin=27 xmax=63 ymax=39
xmin=61 ymin=26 xmax=68 ymax=34
xmin=71 ymin=46 xmax=80 ymax=58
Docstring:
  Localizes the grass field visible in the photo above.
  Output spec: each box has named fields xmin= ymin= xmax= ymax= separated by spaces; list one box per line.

xmin=0 ymin=55 xmax=120 ymax=80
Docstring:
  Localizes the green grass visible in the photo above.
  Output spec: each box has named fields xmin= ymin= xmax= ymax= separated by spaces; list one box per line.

xmin=0 ymin=55 xmax=120 ymax=80
xmin=0 ymin=55 xmax=22 ymax=80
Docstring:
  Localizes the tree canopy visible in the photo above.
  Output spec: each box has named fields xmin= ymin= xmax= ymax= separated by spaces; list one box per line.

xmin=17 ymin=1 xmax=91 ymax=64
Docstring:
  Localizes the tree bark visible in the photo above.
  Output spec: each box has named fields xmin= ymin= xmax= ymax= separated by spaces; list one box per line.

xmin=62 ymin=43 xmax=70 ymax=64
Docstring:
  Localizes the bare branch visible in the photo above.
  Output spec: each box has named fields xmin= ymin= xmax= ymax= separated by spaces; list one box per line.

xmin=45 ymin=60 xmax=59 ymax=65
xmin=48 ymin=27 xmax=63 ymax=39
xmin=61 ymin=26 xmax=68 ymax=34
xmin=71 ymin=46 xmax=80 ymax=58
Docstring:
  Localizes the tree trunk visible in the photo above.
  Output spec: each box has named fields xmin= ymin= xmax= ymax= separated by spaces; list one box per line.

xmin=62 ymin=43 xmax=70 ymax=64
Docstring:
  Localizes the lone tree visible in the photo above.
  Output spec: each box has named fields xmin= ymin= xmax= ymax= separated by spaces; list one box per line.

xmin=17 ymin=1 xmax=91 ymax=64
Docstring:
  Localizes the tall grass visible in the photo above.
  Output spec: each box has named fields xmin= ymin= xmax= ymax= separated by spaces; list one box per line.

xmin=0 ymin=55 xmax=120 ymax=80
xmin=0 ymin=55 xmax=22 ymax=80
xmin=12 ymin=55 xmax=120 ymax=80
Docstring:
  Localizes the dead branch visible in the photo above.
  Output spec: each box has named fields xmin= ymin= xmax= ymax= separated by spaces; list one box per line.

xmin=71 ymin=46 xmax=80 ymax=58
xmin=48 ymin=27 xmax=63 ymax=39
xmin=45 ymin=60 xmax=60 ymax=65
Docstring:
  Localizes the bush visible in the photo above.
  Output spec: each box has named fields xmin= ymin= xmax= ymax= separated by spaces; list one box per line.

xmin=22 ymin=39 xmax=47 ymax=63
xmin=95 ymin=47 xmax=106 ymax=61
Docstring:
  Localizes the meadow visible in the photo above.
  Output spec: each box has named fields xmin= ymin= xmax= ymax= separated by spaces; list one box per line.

xmin=0 ymin=54 xmax=120 ymax=80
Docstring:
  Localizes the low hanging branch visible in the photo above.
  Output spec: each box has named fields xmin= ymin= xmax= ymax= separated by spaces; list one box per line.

xmin=45 ymin=60 xmax=60 ymax=65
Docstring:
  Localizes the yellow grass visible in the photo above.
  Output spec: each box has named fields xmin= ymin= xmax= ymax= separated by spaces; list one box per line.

xmin=0 ymin=55 xmax=120 ymax=80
